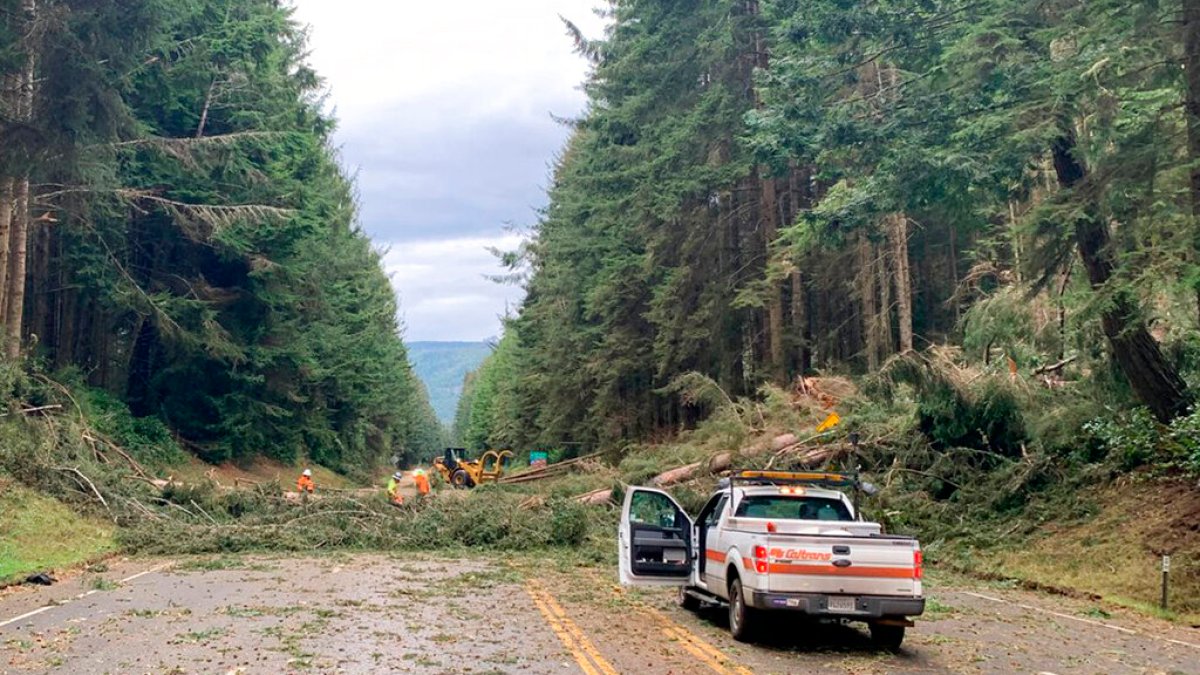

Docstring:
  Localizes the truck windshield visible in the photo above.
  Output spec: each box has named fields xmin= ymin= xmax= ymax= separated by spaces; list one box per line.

xmin=734 ymin=496 xmax=852 ymax=522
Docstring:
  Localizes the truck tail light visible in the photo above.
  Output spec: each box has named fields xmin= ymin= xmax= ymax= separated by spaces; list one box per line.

xmin=766 ymin=521 xmax=777 ymax=533
xmin=914 ymin=550 xmax=923 ymax=580
xmin=754 ymin=545 xmax=769 ymax=574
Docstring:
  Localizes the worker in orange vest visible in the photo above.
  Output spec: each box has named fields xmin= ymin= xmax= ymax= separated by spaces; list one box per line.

xmin=413 ymin=469 xmax=431 ymax=498
xmin=297 ymin=468 xmax=315 ymax=496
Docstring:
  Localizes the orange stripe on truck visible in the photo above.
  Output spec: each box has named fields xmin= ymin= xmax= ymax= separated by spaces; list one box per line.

xmin=705 ymin=549 xmax=725 ymax=563
xmin=766 ymin=563 xmax=914 ymax=579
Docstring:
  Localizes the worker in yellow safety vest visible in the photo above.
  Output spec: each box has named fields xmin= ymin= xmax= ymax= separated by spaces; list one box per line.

xmin=386 ymin=471 xmax=404 ymax=506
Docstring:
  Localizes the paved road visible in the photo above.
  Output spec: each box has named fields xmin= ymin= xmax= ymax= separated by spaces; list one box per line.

xmin=1 ymin=554 xmax=1198 ymax=673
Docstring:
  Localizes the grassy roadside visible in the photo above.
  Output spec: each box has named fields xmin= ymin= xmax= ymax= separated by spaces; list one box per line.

xmin=0 ymin=480 xmax=117 ymax=584
xmin=948 ymin=480 xmax=1200 ymax=624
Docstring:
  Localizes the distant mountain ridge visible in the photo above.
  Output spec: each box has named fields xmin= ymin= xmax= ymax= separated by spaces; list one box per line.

xmin=407 ymin=341 xmax=493 ymax=425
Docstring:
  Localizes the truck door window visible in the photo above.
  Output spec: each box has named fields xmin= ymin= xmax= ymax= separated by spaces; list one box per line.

xmin=704 ymin=495 xmax=727 ymax=528
xmin=630 ymin=491 xmax=685 ymax=529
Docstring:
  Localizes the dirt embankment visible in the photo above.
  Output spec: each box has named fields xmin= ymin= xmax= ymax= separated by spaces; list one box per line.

xmin=977 ymin=479 xmax=1200 ymax=622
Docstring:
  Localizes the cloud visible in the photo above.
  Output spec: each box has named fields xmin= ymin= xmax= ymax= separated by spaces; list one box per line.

xmin=383 ymin=235 xmax=526 ymax=342
xmin=291 ymin=1 xmax=605 ymax=340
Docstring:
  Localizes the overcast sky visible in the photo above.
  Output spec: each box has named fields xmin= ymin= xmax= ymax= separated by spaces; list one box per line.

xmin=291 ymin=1 xmax=605 ymax=342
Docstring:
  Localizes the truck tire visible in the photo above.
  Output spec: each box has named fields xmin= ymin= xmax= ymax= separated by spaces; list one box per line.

xmin=677 ymin=585 xmax=700 ymax=612
xmin=728 ymin=577 xmax=758 ymax=642
xmin=450 ymin=469 xmax=473 ymax=488
xmin=869 ymin=623 xmax=906 ymax=652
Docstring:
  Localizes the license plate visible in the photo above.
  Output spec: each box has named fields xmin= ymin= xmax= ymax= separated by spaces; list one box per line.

xmin=828 ymin=596 xmax=856 ymax=613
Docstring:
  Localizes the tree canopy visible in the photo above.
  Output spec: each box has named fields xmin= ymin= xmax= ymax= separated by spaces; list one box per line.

xmin=457 ymin=0 xmax=1199 ymax=452
xmin=0 ymin=0 xmax=441 ymax=473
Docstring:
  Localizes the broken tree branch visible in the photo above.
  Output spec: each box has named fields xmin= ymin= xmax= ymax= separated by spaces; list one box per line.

xmin=1033 ymin=356 xmax=1077 ymax=376
xmin=55 ymin=466 xmax=111 ymax=515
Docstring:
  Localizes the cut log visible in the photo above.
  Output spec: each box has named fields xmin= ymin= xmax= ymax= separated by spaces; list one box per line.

xmin=497 ymin=451 xmax=605 ymax=484
xmin=650 ymin=462 xmax=702 ymax=487
xmin=576 ymin=488 xmax=614 ymax=505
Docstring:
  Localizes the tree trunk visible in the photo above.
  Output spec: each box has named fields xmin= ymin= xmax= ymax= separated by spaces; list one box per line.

xmin=791 ymin=268 xmax=810 ymax=374
xmin=761 ymin=172 xmax=784 ymax=380
xmin=29 ymin=218 xmax=49 ymax=347
xmin=6 ymin=0 xmax=36 ymax=360
xmin=5 ymin=180 xmax=29 ymax=360
xmin=744 ymin=0 xmax=784 ymax=382
xmin=889 ymin=213 xmax=914 ymax=353
xmin=878 ymin=227 xmax=893 ymax=354
xmin=196 ymin=76 xmax=217 ymax=138
xmin=0 ymin=177 xmax=14 ymax=323
xmin=1051 ymin=132 xmax=1192 ymax=422
xmin=857 ymin=231 xmax=880 ymax=370
xmin=1184 ymin=0 xmax=1200 ymax=323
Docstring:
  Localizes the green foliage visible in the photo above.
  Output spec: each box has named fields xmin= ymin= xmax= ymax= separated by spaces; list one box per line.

xmin=0 ymin=0 xmax=442 ymax=476
xmin=484 ymin=0 xmax=1197 ymax=453
xmin=452 ymin=334 xmax=526 ymax=453
xmin=1168 ymin=407 xmax=1200 ymax=473
xmin=79 ymin=388 xmax=187 ymax=469
xmin=921 ymin=381 xmax=1027 ymax=459
xmin=1083 ymin=409 xmax=1161 ymax=472
xmin=119 ymin=488 xmax=597 ymax=555
xmin=875 ymin=354 xmax=1028 ymax=458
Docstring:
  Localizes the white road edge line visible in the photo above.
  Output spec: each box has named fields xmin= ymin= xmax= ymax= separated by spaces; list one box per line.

xmin=0 ymin=561 xmax=175 ymax=631
xmin=960 ymin=591 xmax=1200 ymax=650
xmin=0 ymin=606 xmax=51 ymax=629
xmin=120 ymin=562 xmax=174 ymax=584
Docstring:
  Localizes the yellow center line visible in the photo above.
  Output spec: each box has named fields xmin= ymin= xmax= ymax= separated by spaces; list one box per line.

xmin=526 ymin=580 xmax=619 ymax=675
xmin=582 ymin=569 xmax=753 ymax=675
xmin=643 ymin=605 xmax=753 ymax=675
xmin=661 ymin=624 xmax=738 ymax=674
xmin=526 ymin=584 xmax=601 ymax=675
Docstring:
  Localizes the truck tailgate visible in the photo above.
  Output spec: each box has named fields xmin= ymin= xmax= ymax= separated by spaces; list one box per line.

xmin=762 ymin=536 xmax=920 ymax=596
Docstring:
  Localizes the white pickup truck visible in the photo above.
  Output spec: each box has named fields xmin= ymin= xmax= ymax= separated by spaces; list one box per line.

xmin=618 ymin=471 xmax=924 ymax=649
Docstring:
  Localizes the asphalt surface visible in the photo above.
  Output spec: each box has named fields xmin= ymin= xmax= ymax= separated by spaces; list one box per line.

xmin=1 ymin=554 xmax=1198 ymax=673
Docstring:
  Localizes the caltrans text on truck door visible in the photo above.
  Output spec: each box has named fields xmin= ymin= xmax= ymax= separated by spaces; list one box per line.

xmin=618 ymin=471 xmax=925 ymax=649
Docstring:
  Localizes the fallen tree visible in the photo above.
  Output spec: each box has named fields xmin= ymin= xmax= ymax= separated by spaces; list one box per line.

xmin=575 ymin=432 xmax=846 ymax=505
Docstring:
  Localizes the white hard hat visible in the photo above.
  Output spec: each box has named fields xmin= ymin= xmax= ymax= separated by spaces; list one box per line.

xmin=393 ymin=471 xmax=403 ymax=479
xmin=302 ymin=469 xmax=312 ymax=477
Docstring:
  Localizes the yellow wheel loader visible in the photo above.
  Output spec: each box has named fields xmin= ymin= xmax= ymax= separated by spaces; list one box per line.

xmin=433 ymin=448 xmax=513 ymax=488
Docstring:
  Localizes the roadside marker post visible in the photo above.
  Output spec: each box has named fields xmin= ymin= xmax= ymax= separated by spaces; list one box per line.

xmin=1161 ymin=555 xmax=1170 ymax=611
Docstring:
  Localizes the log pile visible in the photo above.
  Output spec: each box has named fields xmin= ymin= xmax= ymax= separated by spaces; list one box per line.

xmin=496 ymin=451 xmax=605 ymax=485
xmin=574 ymin=432 xmax=844 ymax=505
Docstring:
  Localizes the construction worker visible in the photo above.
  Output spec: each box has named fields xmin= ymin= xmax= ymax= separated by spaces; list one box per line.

xmin=413 ymin=468 xmax=430 ymax=498
xmin=297 ymin=468 xmax=315 ymax=494
xmin=386 ymin=471 xmax=404 ymax=506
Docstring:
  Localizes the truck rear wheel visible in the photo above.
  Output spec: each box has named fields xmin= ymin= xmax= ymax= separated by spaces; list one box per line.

xmin=869 ymin=623 xmax=906 ymax=652
xmin=728 ymin=578 xmax=758 ymax=642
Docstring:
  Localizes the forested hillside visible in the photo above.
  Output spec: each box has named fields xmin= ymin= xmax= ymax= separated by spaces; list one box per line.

xmin=0 ymin=0 xmax=440 ymax=473
xmin=408 ymin=341 xmax=492 ymax=424
xmin=459 ymin=0 xmax=1200 ymax=458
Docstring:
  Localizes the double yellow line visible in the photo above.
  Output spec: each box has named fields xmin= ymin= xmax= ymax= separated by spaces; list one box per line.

xmin=637 ymin=603 xmax=753 ymax=675
xmin=526 ymin=579 xmax=619 ymax=675
xmin=577 ymin=569 xmax=754 ymax=675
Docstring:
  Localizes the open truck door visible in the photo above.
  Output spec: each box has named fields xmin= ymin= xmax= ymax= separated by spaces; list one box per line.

xmin=619 ymin=487 xmax=693 ymax=586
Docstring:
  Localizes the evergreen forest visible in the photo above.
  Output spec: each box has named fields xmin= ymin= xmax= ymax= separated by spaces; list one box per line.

xmin=458 ymin=0 xmax=1200 ymax=464
xmin=0 ymin=0 xmax=442 ymax=474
